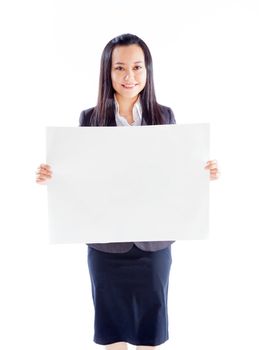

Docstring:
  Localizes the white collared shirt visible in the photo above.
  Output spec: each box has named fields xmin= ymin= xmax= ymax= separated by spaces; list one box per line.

xmin=114 ymin=94 xmax=142 ymax=126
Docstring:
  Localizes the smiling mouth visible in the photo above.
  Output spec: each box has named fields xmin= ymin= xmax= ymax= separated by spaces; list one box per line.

xmin=122 ymin=84 xmax=137 ymax=89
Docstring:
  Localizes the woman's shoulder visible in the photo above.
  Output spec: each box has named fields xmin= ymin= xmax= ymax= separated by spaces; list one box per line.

xmin=79 ymin=107 xmax=95 ymax=126
xmin=157 ymin=103 xmax=176 ymax=124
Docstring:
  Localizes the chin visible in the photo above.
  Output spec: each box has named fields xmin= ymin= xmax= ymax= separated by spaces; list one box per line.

xmin=119 ymin=88 xmax=143 ymax=99
xmin=123 ymin=92 xmax=140 ymax=98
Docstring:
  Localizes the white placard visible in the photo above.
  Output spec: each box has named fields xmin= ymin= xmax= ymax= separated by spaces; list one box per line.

xmin=46 ymin=124 xmax=210 ymax=244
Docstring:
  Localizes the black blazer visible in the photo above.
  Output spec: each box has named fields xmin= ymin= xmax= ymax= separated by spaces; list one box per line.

xmin=79 ymin=103 xmax=176 ymax=126
xmin=79 ymin=103 xmax=176 ymax=253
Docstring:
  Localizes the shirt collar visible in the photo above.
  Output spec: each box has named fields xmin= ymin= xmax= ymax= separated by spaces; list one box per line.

xmin=114 ymin=94 xmax=142 ymax=116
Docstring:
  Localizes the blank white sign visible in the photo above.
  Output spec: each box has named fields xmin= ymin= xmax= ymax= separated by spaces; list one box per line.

xmin=46 ymin=124 xmax=210 ymax=244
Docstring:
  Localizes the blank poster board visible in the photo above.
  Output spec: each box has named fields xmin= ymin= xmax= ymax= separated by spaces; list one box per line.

xmin=46 ymin=124 xmax=210 ymax=244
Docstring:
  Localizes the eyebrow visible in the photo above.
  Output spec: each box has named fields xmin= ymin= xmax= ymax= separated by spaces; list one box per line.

xmin=114 ymin=61 xmax=144 ymax=65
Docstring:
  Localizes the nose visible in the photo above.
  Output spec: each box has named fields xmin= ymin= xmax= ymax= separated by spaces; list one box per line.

xmin=124 ymin=70 xmax=134 ymax=81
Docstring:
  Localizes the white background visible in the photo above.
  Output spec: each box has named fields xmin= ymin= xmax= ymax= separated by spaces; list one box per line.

xmin=0 ymin=0 xmax=258 ymax=349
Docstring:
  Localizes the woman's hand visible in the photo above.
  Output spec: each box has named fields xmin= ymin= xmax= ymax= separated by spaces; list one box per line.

xmin=204 ymin=159 xmax=220 ymax=180
xmin=35 ymin=164 xmax=52 ymax=184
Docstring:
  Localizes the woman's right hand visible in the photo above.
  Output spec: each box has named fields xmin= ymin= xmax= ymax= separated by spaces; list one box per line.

xmin=35 ymin=164 xmax=52 ymax=184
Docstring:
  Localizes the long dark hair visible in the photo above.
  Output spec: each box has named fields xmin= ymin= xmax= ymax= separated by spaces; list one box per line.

xmin=90 ymin=33 xmax=165 ymax=126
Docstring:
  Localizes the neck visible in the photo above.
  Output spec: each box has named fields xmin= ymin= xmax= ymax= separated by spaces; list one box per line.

xmin=115 ymin=93 xmax=139 ymax=113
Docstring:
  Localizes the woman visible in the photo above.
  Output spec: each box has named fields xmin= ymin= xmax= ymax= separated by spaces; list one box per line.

xmin=36 ymin=33 xmax=220 ymax=350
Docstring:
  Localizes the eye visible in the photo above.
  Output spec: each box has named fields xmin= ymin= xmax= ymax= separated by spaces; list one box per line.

xmin=134 ymin=65 xmax=142 ymax=70
xmin=115 ymin=66 xmax=124 ymax=71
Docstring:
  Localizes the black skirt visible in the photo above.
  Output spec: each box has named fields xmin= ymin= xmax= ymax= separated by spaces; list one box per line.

xmin=87 ymin=244 xmax=172 ymax=346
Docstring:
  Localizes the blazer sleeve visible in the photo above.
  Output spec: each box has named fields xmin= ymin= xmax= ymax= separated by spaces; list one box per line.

xmin=168 ymin=107 xmax=176 ymax=124
xmin=159 ymin=104 xmax=176 ymax=125
xmin=79 ymin=107 xmax=95 ymax=126
xmin=79 ymin=110 xmax=85 ymax=126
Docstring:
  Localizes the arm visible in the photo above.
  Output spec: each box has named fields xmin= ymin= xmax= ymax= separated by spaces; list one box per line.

xmin=79 ymin=107 xmax=95 ymax=126
xmin=168 ymin=107 xmax=176 ymax=124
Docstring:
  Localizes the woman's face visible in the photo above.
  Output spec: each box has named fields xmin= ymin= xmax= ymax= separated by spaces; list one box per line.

xmin=111 ymin=44 xmax=147 ymax=100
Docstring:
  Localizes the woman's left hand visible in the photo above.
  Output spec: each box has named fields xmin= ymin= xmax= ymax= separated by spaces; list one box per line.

xmin=204 ymin=159 xmax=220 ymax=180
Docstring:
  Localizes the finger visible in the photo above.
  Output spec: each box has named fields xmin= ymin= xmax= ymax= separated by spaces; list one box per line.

xmin=210 ymin=170 xmax=220 ymax=176
xmin=204 ymin=161 xmax=216 ymax=168
xmin=204 ymin=164 xmax=215 ymax=169
xmin=36 ymin=173 xmax=50 ymax=179
xmin=43 ymin=169 xmax=52 ymax=174
xmin=36 ymin=179 xmax=48 ymax=184
xmin=36 ymin=174 xmax=51 ymax=181
xmin=36 ymin=173 xmax=52 ymax=180
xmin=210 ymin=165 xmax=218 ymax=170
xmin=210 ymin=168 xmax=218 ymax=173
xmin=36 ymin=169 xmax=46 ymax=174
xmin=39 ymin=164 xmax=51 ymax=170
xmin=37 ymin=168 xmax=52 ymax=175
xmin=36 ymin=177 xmax=47 ymax=182
xmin=210 ymin=172 xmax=220 ymax=179
xmin=205 ymin=160 xmax=217 ymax=165
xmin=206 ymin=164 xmax=218 ymax=170
xmin=206 ymin=160 xmax=217 ymax=164
xmin=40 ymin=174 xmax=52 ymax=179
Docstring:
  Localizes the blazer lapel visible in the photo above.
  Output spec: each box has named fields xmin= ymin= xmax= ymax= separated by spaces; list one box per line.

xmin=141 ymin=117 xmax=147 ymax=126
xmin=108 ymin=113 xmax=117 ymax=126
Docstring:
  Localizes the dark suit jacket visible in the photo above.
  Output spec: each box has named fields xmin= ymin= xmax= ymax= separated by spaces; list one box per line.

xmin=79 ymin=103 xmax=176 ymax=253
